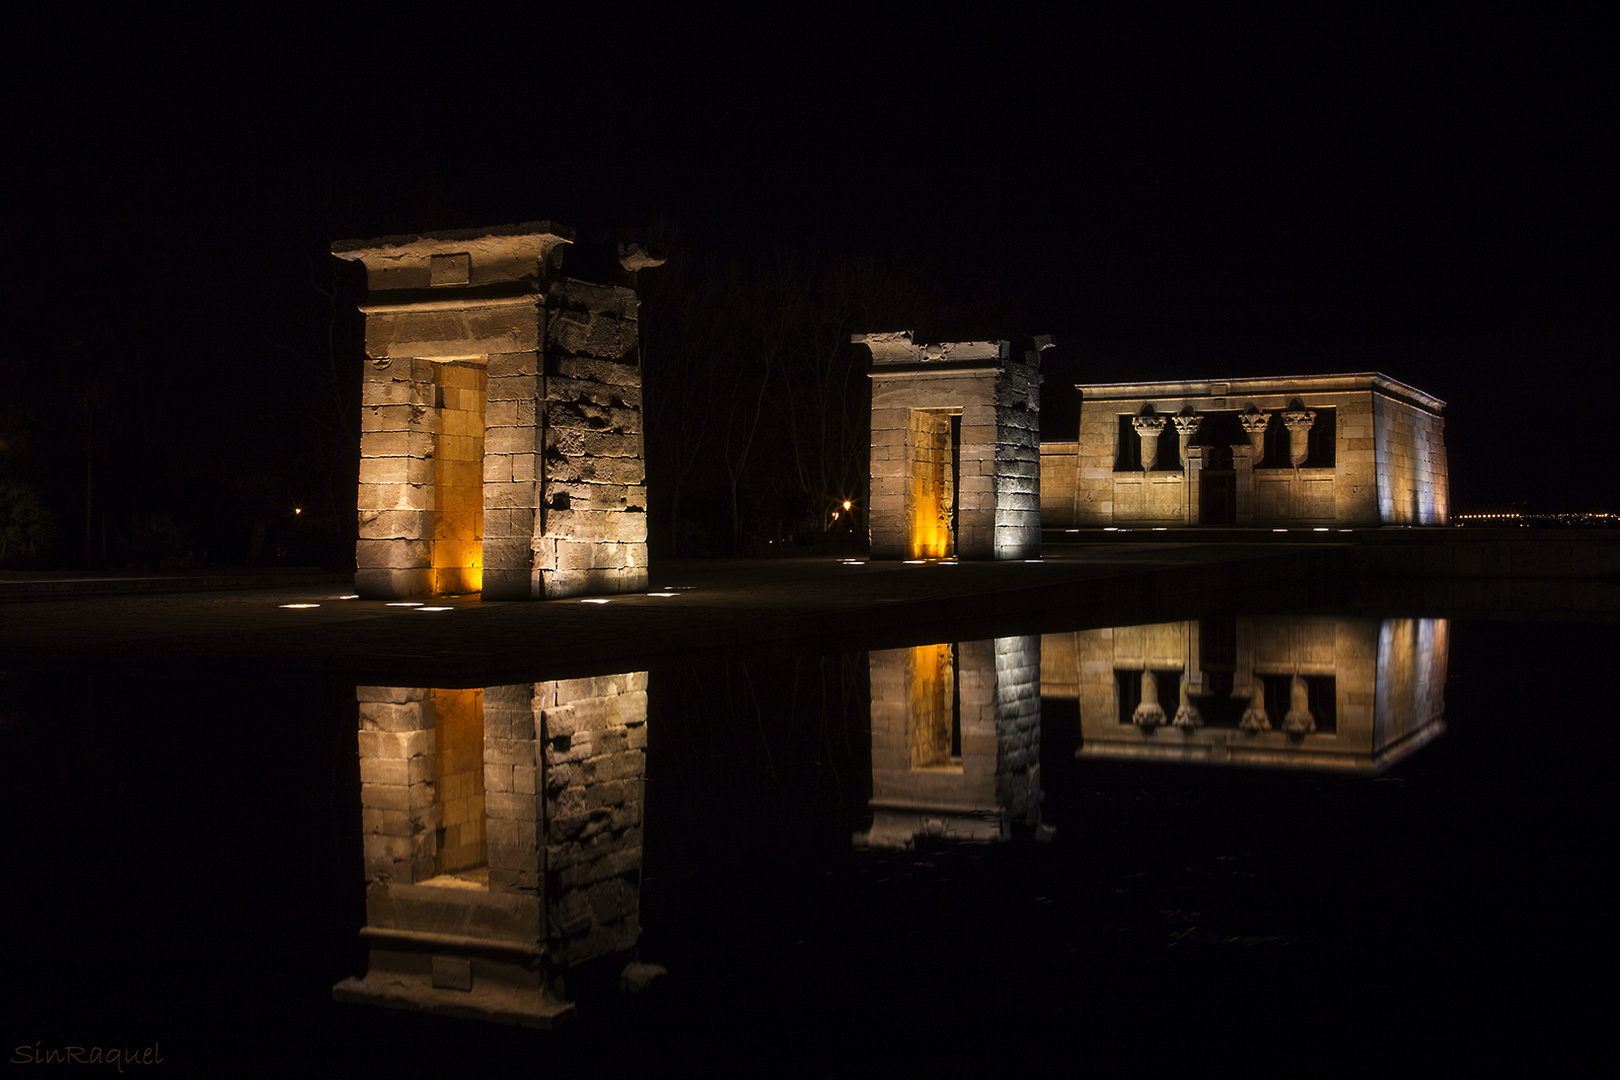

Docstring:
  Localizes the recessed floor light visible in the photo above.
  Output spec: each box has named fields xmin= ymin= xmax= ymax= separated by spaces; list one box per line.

xmin=582 ymin=598 xmax=612 ymax=604
xmin=417 ymin=606 xmax=453 ymax=612
xmin=648 ymin=592 xmax=679 ymax=597
xmin=280 ymin=603 xmax=319 ymax=609
xmin=386 ymin=602 xmax=423 ymax=607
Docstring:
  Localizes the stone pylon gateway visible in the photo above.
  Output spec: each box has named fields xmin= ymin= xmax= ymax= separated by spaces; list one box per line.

xmin=333 ymin=222 xmax=660 ymax=600
xmin=855 ymin=332 xmax=1053 ymax=560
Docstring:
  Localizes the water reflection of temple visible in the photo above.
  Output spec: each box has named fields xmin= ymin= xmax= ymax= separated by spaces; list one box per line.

xmin=1042 ymin=617 xmax=1447 ymax=772
xmin=857 ymin=637 xmax=1046 ymax=847
xmin=334 ymin=673 xmax=649 ymax=1027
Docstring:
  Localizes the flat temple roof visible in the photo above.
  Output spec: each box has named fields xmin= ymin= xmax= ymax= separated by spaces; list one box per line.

xmin=1075 ymin=372 xmax=1444 ymax=413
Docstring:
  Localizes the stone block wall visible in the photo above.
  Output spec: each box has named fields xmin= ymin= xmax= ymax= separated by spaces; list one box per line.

xmin=993 ymin=347 xmax=1043 ymax=557
xmin=534 ymin=672 xmax=647 ymax=967
xmin=339 ymin=671 xmax=647 ymax=1028
xmin=533 ymin=280 xmax=650 ymax=599
xmin=336 ymin=224 xmax=652 ymax=600
xmin=858 ymin=636 xmax=1042 ymax=846
xmin=859 ymin=334 xmax=1050 ymax=560
xmin=1053 ymin=616 xmax=1447 ymax=771
xmin=992 ymin=636 xmax=1042 ymax=827
xmin=1038 ymin=441 xmax=1078 ymax=529
xmin=1110 ymin=472 xmax=1188 ymax=523
xmin=1254 ymin=468 xmax=1337 ymax=523
xmin=1375 ymin=618 xmax=1449 ymax=750
xmin=868 ymin=374 xmax=996 ymax=559
xmin=1054 ymin=375 xmax=1441 ymax=529
xmin=482 ymin=683 xmax=542 ymax=896
xmin=357 ymin=686 xmax=438 ymax=885
xmin=1374 ymin=393 xmax=1449 ymax=525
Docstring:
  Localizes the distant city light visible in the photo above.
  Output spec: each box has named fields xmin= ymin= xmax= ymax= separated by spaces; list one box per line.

xmin=1454 ymin=512 xmax=1616 ymax=527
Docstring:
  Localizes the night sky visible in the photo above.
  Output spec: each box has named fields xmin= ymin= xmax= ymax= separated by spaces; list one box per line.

xmin=4 ymin=8 xmax=1615 ymax=524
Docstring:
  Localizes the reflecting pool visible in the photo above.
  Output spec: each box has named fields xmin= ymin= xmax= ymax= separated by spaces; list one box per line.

xmin=2 ymin=609 xmax=1612 ymax=1072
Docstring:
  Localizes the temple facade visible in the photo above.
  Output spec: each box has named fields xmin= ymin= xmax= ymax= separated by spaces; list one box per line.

xmin=1041 ymin=616 xmax=1449 ymax=772
xmin=1040 ymin=373 xmax=1448 ymax=529
xmin=334 ymin=222 xmax=657 ymax=600
xmin=856 ymin=636 xmax=1044 ymax=847
xmin=856 ymin=332 xmax=1053 ymax=560
xmin=334 ymin=674 xmax=650 ymax=1026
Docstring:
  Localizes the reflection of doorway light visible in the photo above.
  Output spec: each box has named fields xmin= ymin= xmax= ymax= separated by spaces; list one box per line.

xmin=424 ymin=687 xmax=488 ymax=890
xmin=908 ymin=643 xmax=962 ymax=770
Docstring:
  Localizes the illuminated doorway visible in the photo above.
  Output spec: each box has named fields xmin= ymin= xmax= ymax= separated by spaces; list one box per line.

xmin=431 ymin=361 xmax=486 ymax=595
xmin=908 ymin=409 xmax=960 ymax=558
xmin=908 ymin=642 xmax=962 ymax=770
xmin=429 ymin=687 xmax=487 ymax=886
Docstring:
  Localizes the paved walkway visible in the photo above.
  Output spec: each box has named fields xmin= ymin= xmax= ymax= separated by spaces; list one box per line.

xmin=0 ymin=544 xmax=1342 ymax=684
xmin=6 ymin=531 xmax=1616 ymax=684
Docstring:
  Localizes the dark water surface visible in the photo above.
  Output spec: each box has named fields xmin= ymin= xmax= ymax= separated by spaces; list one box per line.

xmin=3 ymin=615 xmax=1614 ymax=1076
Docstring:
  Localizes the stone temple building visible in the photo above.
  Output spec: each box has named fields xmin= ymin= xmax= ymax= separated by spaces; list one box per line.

xmin=1040 ymin=616 xmax=1448 ymax=773
xmin=334 ymin=222 xmax=658 ymax=600
xmin=856 ymin=332 xmax=1054 ymax=560
xmin=1040 ymin=373 xmax=1448 ymax=529
xmin=334 ymin=673 xmax=650 ymax=1026
xmin=856 ymin=636 xmax=1044 ymax=847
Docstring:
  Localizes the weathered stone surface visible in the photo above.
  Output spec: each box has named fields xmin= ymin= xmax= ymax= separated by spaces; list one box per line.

xmin=857 ymin=332 xmax=1050 ymax=560
xmin=1048 ymin=374 xmax=1445 ymax=528
xmin=337 ymin=223 xmax=651 ymax=601
xmin=1049 ymin=616 xmax=1448 ymax=771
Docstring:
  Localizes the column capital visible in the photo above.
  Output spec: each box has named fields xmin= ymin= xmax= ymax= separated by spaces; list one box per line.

xmin=1282 ymin=409 xmax=1317 ymax=433
xmin=1239 ymin=412 xmax=1271 ymax=437
xmin=1131 ymin=415 xmax=1167 ymax=436
xmin=1172 ymin=414 xmax=1202 ymax=438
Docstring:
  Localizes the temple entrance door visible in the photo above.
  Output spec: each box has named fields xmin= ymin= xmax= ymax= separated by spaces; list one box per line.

xmin=1201 ymin=469 xmax=1236 ymax=525
xmin=430 ymin=360 xmax=487 ymax=594
xmin=908 ymin=409 xmax=960 ymax=557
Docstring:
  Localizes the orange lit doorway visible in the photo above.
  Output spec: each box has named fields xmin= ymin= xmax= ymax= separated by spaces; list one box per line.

xmin=430 ymin=361 xmax=486 ymax=594
xmin=429 ymin=687 xmax=488 ymax=887
xmin=908 ymin=409 xmax=960 ymax=558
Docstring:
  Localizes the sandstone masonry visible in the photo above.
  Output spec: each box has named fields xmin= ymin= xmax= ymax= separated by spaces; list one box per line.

xmin=334 ymin=223 xmax=657 ymax=600
xmin=1039 ymin=616 xmax=1449 ymax=772
xmin=1040 ymin=373 xmax=1448 ymax=529
xmin=335 ymin=673 xmax=648 ymax=1028
xmin=856 ymin=636 xmax=1044 ymax=847
xmin=856 ymin=332 xmax=1054 ymax=560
